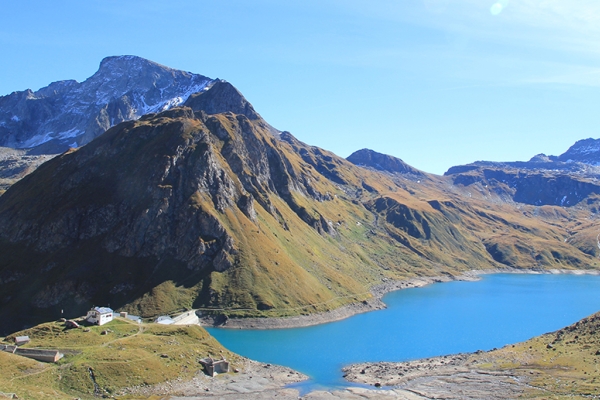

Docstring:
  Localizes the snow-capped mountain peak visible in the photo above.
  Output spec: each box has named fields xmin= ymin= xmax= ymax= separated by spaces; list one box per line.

xmin=0 ymin=55 xmax=214 ymax=153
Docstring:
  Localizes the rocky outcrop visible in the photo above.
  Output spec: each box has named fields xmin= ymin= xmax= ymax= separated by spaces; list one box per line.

xmin=0 ymin=147 xmax=55 ymax=192
xmin=184 ymin=80 xmax=260 ymax=121
xmin=347 ymin=148 xmax=424 ymax=177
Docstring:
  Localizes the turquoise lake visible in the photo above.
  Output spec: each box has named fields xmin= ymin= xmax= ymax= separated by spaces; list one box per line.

xmin=206 ymin=273 xmax=600 ymax=391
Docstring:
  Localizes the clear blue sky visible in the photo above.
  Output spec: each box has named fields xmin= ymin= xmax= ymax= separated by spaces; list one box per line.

xmin=2 ymin=1 xmax=600 ymax=174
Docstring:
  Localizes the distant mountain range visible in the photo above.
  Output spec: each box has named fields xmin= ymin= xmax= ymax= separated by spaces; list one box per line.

xmin=445 ymin=139 xmax=600 ymax=207
xmin=0 ymin=56 xmax=599 ymax=334
xmin=446 ymin=138 xmax=600 ymax=176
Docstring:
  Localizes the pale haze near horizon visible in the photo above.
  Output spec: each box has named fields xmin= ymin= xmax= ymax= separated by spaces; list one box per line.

xmin=1 ymin=0 xmax=599 ymax=175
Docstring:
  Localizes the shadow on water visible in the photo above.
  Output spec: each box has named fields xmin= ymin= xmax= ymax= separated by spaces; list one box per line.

xmin=207 ymin=273 xmax=600 ymax=392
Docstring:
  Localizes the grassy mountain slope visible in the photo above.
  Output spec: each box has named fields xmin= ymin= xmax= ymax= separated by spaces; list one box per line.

xmin=0 ymin=86 xmax=599 ymax=333
xmin=480 ymin=311 xmax=600 ymax=397
xmin=0 ymin=318 xmax=236 ymax=399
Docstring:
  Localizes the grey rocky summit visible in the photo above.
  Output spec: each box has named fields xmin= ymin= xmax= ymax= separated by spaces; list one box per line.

xmin=0 ymin=55 xmax=214 ymax=154
xmin=557 ymin=138 xmax=600 ymax=165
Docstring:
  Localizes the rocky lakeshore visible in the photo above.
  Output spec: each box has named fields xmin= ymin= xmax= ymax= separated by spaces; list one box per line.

xmin=120 ymin=358 xmax=307 ymax=399
xmin=343 ymin=309 xmax=600 ymax=399
xmin=121 ymin=358 xmax=406 ymax=399
xmin=188 ymin=269 xmax=600 ymax=399
xmin=342 ymin=353 xmax=531 ymax=399
xmin=120 ymin=349 xmax=554 ymax=400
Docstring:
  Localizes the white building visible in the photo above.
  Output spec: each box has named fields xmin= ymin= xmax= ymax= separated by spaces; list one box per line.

xmin=86 ymin=307 xmax=114 ymax=325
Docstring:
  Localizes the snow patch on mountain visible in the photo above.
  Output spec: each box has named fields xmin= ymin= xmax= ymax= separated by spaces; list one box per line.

xmin=20 ymin=132 xmax=55 ymax=148
xmin=139 ymin=81 xmax=212 ymax=115
xmin=58 ymin=128 xmax=81 ymax=140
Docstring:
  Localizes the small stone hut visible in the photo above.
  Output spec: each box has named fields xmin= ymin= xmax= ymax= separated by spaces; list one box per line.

xmin=14 ymin=336 xmax=30 ymax=346
xmin=199 ymin=357 xmax=229 ymax=376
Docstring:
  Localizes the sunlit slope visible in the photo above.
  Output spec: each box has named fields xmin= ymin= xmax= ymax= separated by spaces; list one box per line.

xmin=0 ymin=97 xmax=598 ymax=333
xmin=0 ymin=318 xmax=236 ymax=399
xmin=473 ymin=311 xmax=600 ymax=398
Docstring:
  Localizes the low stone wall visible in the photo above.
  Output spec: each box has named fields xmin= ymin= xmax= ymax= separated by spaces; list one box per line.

xmin=0 ymin=345 xmax=16 ymax=354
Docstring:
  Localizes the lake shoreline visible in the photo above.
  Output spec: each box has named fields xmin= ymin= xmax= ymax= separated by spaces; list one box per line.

xmin=199 ymin=267 xmax=600 ymax=330
xmin=342 ymin=352 xmax=532 ymax=399
xmin=186 ymin=269 xmax=600 ymax=398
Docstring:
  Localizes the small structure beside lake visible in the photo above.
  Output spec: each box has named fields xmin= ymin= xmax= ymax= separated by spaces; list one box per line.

xmin=86 ymin=307 xmax=114 ymax=325
xmin=199 ymin=357 xmax=229 ymax=376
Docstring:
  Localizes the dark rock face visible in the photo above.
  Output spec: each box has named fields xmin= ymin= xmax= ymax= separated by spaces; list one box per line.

xmin=0 ymin=104 xmax=337 ymax=330
xmin=0 ymin=109 xmax=237 ymax=267
xmin=184 ymin=80 xmax=260 ymax=121
xmin=370 ymin=197 xmax=431 ymax=240
xmin=0 ymin=55 xmax=214 ymax=154
xmin=347 ymin=149 xmax=424 ymax=177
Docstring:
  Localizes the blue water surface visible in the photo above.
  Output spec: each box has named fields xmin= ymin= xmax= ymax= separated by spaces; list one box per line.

xmin=206 ymin=273 xmax=600 ymax=391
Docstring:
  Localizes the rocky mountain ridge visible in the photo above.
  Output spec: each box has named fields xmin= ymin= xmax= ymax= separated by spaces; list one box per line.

xmin=446 ymin=138 xmax=600 ymax=176
xmin=444 ymin=138 xmax=600 ymax=207
xmin=557 ymin=138 xmax=600 ymax=164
